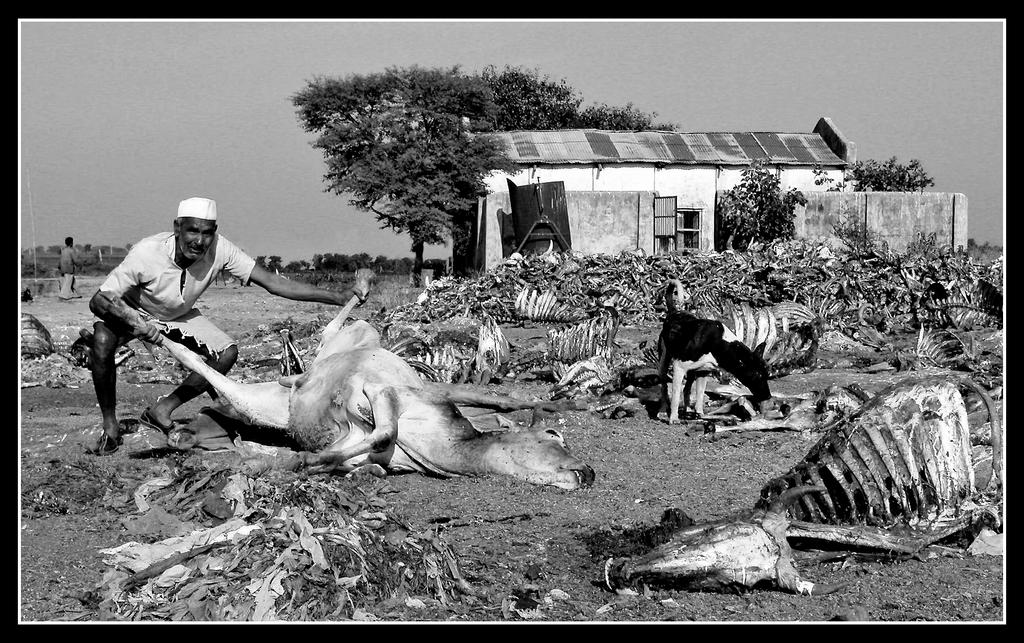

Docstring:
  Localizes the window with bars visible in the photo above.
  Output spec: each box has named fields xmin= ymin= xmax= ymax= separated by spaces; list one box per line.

xmin=676 ymin=208 xmax=701 ymax=249
xmin=654 ymin=196 xmax=701 ymax=253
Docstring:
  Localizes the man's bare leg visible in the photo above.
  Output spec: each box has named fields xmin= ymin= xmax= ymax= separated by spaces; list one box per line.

xmin=146 ymin=345 xmax=239 ymax=428
xmin=89 ymin=321 xmax=132 ymax=447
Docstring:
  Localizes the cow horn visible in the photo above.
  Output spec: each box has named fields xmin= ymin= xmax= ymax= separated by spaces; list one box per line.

xmin=767 ymin=485 xmax=826 ymax=516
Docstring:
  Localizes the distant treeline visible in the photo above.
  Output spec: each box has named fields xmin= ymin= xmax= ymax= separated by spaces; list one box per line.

xmin=22 ymin=240 xmax=1000 ymax=279
xmin=965 ymin=238 xmax=1003 ymax=264
xmin=255 ymin=253 xmax=449 ymax=276
xmin=21 ymin=245 xmax=449 ymax=278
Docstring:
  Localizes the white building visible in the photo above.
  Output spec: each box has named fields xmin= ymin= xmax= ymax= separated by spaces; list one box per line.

xmin=469 ymin=117 xmax=855 ymax=269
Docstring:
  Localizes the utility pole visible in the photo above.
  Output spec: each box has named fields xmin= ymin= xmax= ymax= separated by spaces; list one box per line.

xmin=27 ymin=167 xmax=38 ymax=279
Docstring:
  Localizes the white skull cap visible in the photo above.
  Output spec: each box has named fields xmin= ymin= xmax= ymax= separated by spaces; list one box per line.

xmin=177 ymin=197 xmax=218 ymax=220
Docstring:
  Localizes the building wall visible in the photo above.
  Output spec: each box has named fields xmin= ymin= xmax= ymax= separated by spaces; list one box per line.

xmin=483 ymin=163 xmax=845 ymax=261
xmin=794 ymin=191 xmax=968 ymax=251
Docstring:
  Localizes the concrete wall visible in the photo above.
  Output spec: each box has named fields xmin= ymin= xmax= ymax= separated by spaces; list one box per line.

xmin=474 ymin=190 xmax=656 ymax=270
xmin=474 ymin=188 xmax=969 ymax=269
xmin=794 ymin=191 xmax=968 ymax=251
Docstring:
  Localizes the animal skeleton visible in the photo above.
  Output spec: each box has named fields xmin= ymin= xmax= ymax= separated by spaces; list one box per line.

xmin=758 ymin=374 xmax=1002 ymax=525
xmin=606 ymin=374 xmax=1002 ymax=595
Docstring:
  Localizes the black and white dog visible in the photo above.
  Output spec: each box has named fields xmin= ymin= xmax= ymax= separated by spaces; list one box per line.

xmin=658 ymin=280 xmax=773 ymax=424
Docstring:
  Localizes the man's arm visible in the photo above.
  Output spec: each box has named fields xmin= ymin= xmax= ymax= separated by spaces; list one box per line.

xmin=247 ymin=265 xmax=369 ymax=306
xmin=89 ymin=291 xmax=164 ymax=344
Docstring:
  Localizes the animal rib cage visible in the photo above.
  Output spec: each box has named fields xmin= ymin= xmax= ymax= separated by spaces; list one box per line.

xmin=384 ymin=317 xmax=510 ymax=384
xmin=21 ymin=313 xmax=54 ymax=359
xmin=475 ymin=315 xmax=510 ymax=375
xmin=695 ymin=299 xmax=821 ymax=376
xmin=514 ymin=286 xmax=585 ymax=323
xmin=546 ymin=309 xmax=619 ymax=364
xmin=919 ymin=279 xmax=1002 ymax=329
xmin=757 ymin=376 xmax=988 ymax=527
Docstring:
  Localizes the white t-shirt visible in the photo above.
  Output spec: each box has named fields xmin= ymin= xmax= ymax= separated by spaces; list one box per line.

xmin=100 ymin=232 xmax=256 ymax=321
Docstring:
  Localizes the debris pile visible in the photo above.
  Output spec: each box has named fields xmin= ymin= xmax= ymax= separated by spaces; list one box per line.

xmin=93 ymin=462 xmax=473 ymax=621
xmin=384 ymin=240 xmax=1002 ymax=334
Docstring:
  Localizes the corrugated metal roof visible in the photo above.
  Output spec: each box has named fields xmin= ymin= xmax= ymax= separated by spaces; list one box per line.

xmin=489 ymin=129 xmax=846 ymax=166
xmin=752 ymin=132 xmax=798 ymax=163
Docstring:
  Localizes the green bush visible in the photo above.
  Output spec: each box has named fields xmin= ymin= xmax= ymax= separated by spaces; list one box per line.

xmin=717 ymin=160 xmax=807 ymax=250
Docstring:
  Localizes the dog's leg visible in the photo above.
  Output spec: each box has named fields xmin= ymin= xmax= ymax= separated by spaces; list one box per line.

xmin=682 ymin=371 xmax=695 ymax=417
xmin=693 ymin=374 xmax=709 ymax=416
xmin=657 ymin=337 xmax=671 ymax=418
xmin=669 ymin=360 xmax=687 ymax=425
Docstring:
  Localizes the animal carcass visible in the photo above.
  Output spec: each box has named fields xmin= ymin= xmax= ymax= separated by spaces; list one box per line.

xmin=605 ymin=375 xmax=1001 ymax=595
xmin=21 ymin=313 xmax=54 ymax=359
xmin=107 ymin=295 xmax=594 ymax=490
xmin=757 ymin=375 xmax=1002 ymax=525
xmin=605 ymin=487 xmax=843 ymax=595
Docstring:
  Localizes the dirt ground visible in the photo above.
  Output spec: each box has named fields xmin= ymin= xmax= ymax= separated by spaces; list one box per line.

xmin=19 ymin=280 xmax=1005 ymax=623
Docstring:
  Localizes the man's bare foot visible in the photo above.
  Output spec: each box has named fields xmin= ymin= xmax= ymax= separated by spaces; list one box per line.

xmin=86 ymin=429 xmax=121 ymax=455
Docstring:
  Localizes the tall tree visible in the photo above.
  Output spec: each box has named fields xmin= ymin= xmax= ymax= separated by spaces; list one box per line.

xmin=293 ymin=65 xmax=515 ymax=279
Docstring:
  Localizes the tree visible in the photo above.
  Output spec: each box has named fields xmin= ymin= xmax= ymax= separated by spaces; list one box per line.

xmin=293 ymin=65 xmax=515 ymax=280
xmin=845 ymin=156 xmax=935 ymax=192
xmin=717 ymin=161 xmax=807 ymax=251
xmin=576 ymin=102 xmax=676 ymax=130
xmin=481 ymin=65 xmax=674 ymax=131
xmin=480 ymin=65 xmax=581 ymax=130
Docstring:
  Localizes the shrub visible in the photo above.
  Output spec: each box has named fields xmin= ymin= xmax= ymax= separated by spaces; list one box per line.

xmin=717 ymin=160 xmax=807 ymax=250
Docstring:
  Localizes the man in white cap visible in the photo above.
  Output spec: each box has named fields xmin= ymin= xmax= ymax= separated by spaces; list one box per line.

xmin=84 ymin=197 xmax=371 ymax=455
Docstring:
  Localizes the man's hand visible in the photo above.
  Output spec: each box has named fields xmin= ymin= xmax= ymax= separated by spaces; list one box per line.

xmin=133 ymin=322 xmax=164 ymax=345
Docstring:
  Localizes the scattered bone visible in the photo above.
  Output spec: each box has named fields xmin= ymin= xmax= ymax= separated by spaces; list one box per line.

xmin=546 ymin=307 xmax=619 ymax=364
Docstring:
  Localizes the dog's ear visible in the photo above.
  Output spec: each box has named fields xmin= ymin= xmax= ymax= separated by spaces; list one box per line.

xmin=752 ymin=341 xmax=767 ymax=361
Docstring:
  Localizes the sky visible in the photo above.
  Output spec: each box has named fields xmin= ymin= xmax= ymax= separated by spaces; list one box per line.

xmin=19 ymin=19 xmax=1005 ymax=263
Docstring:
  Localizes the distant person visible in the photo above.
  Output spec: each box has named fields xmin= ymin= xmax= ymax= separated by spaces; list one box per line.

xmin=58 ymin=236 xmax=83 ymax=300
xmin=84 ymin=196 xmax=372 ymax=455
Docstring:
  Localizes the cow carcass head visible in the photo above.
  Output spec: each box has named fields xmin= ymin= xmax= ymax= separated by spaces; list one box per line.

xmin=476 ymin=427 xmax=595 ymax=490
xmin=605 ymin=486 xmax=842 ymax=595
